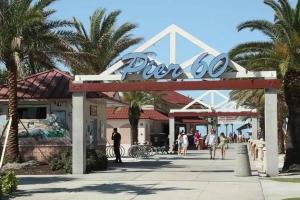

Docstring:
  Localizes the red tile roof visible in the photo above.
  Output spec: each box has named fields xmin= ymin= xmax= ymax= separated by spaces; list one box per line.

xmin=106 ymin=107 xmax=168 ymax=121
xmin=156 ymin=91 xmax=193 ymax=105
xmin=0 ymin=69 xmax=111 ymax=100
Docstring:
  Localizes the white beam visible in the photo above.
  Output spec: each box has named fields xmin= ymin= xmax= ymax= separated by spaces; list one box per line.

xmin=72 ymin=92 xmax=86 ymax=174
xmin=169 ymin=117 xmax=175 ymax=152
xmin=170 ymin=30 xmax=176 ymax=64
xmin=264 ymin=88 xmax=278 ymax=176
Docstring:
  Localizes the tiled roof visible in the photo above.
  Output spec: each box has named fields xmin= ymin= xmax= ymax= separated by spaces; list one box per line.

xmin=0 ymin=69 xmax=110 ymax=100
xmin=106 ymin=107 xmax=168 ymax=121
xmin=156 ymin=91 xmax=193 ymax=105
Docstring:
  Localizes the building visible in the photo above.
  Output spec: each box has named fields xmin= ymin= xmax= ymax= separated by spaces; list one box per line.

xmin=0 ymin=69 xmax=117 ymax=162
xmin=105 ymin=91 xmax=204 ymax=152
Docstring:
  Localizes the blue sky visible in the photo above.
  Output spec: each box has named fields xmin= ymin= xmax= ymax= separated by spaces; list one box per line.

xmin=51 ymin=0 xmax=297 ymax=135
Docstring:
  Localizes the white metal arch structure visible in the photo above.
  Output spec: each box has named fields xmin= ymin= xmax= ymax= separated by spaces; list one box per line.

xmin=171 ymin=90 xmax=256 ymax=113
xmin=169 ymin=90 xmax=257 ymax=133
xmin=74 ymin=24 xmax=276 ymax=82
xmin=71 ymin=24 xmax=279 ymax=177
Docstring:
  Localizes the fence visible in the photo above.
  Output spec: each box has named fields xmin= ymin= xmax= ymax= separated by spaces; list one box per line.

xmin=248 ymin=139 xmax=266 ymax=173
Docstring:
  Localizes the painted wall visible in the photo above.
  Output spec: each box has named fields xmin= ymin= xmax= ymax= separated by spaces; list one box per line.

xmin=0 ymin=99 xmax=107 ymax=146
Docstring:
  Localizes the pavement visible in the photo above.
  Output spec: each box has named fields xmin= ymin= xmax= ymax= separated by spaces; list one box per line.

xmin=10 ymin=144 xmax=300 ymax=200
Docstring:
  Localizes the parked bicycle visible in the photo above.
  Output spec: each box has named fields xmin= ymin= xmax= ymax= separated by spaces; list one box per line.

xmin=106 ymin=145 xmax=126 ymax=158
xmin=128 ymin=144 xmax=156 ymax=158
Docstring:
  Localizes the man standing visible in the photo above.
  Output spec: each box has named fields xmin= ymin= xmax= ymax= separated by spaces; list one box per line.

xmin=111 ymin=128 xmax=122 ymax=163
xmin=205 ymin=129 xmax=219 ymax=160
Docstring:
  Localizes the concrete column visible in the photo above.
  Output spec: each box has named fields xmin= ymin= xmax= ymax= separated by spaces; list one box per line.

xmin=72 ymin=92 xmax=86 ymax=174
xmin=264 ymin=88 xmax=278 ymax=176
xmin=169 ymin=117 xmax=175 ymax=151
xmin=251 ymin=117 xmax=258 ymax=140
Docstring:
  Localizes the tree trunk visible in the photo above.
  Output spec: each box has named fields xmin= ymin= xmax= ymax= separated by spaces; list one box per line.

xmin=128 ymin=106 xmax=140 ymax=145
xmin=282 ymin=69 xmax=300 ymax=171
xmin=6 ymin=61 xmax=19 ymax=162
xmin=277 ymin=94 xmax=287 ymax=154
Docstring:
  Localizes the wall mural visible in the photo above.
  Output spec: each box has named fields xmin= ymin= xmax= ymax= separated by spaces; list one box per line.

xmin=19 ymin=113 xmax=69 ymax=139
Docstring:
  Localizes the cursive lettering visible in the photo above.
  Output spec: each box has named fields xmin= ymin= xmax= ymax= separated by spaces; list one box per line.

xmin=120 ymin=52 xmax=229 ymax=80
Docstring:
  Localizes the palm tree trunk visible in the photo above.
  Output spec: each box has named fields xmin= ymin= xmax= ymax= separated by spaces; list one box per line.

xmin=282 ymin=69 xmax=300 ymax=171
xmin=277 ymin=95 xmax=286 ymax=154
xmin=128 ymin=106 xmax=140 ymax=145
xmin=6 ymin=61 xmax=19 ymax=162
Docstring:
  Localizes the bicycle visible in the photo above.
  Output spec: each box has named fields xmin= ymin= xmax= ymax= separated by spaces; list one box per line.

xmin=128 ymin=144 xmax=156 ymax=158
xmin=106 ymin=145 xmax=125 ymax=158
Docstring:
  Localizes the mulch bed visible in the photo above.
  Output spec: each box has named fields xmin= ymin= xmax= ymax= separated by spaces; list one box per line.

xmin=12 ymin=164 xmax=66 ymax=175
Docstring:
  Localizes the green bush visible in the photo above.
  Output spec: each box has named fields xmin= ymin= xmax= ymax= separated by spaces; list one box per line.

xmin=63 ymin=154 xmax=72 ymax=174
xmin=49 ymin=149 xmax=72 ymax=173
xmin=49 ymin=157 xmax=64 ymax=171
xmin=50 ymin=149 xmax=108 ymax=173
xmin=86 ymin=149 xmax=108 ymax=172
xmin=1 ymin=171 xmax=18 ymax=195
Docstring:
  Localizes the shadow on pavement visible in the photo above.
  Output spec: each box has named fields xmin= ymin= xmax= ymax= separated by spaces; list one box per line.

xmin=13 ymin=182 xmax=192 ymax=198
xmin=18 ymin=176 xmax=76 ymax=185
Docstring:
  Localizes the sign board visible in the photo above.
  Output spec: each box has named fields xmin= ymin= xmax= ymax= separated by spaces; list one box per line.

xmin=121 ymin=52 xmax=229 ymax=80
xmin=217 ymin=116 xmax=238 ymax=124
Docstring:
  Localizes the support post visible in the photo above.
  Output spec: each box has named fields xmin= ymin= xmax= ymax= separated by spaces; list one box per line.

xmin=264 ymin=88 xmax=278 ymax=176
xmin=169 ymin=117 xmax=175 ymax=152
xmin=252 ymin=117 xmax=258 ymax=140
xmin=72 ymin=92 xmax=86 ymax=174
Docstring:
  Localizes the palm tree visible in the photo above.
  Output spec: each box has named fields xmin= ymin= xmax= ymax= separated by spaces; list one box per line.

xmin=122 ymin=91 xmax=157 ymax=144
xmin=229 ymin=0 xmax=300 ymax=170
xmin=230 ymin=89 xmax=287 ymax=153
xmin=0 ymin=0 xmax=73 ymax=162
xmin=69 ymin=8 xmax=142 ymax=75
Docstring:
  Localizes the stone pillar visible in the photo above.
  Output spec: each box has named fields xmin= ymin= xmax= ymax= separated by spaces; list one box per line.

xmin=169 ymin=117 xmax=175 ymax=152
xmin=251 ymin=117 xmax=258 ymax=140
xmin=264 ymin=88 xmax=278 ymax=176
xmin=72 ymin=92 xmax=86 ymax=174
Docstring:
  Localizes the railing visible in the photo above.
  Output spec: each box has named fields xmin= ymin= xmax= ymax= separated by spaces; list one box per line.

xmin=248 ymin=139 xmax=266 ymax=173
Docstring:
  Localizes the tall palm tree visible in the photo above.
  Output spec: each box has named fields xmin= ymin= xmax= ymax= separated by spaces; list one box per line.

xmin=230 ymin=89 xmax=287 ymax=153
xmin=0 ymin=0 xmax=73 ymax=162
xmin=122 ymin=91 xmax=157 ymax=144
xmin=69 ymin=8 xmax=142 ymax=75
xmin=229 ymin=0 xmax=300 ymax=170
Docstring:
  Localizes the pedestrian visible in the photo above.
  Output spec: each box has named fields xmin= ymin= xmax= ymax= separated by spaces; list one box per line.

xmin=219 ymin=132 xmax=228 ymax=160
xmin=194 ymin=130 xmax=201 ymax=150
xmin=111 ymin=128 xmax=122 ymax=163
xmin=182 ymin=132 xmax=189 ymax=156
xmin=177 ymin=131 xmax=184 ymax=155
xmin=233 ymin=133 xmax=237 ymax=143
xmin=205 ymin=129 xmax=218 ymax=160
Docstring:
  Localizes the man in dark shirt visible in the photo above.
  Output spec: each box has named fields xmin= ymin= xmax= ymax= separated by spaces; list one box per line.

xmin=111 ymin=128 xmax=122 ymax=163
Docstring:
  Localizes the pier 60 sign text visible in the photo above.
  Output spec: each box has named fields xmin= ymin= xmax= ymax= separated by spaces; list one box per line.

xmin=120 ymin=52 xmax=229 ymax=80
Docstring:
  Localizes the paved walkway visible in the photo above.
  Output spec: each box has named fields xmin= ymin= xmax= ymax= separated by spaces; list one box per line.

xmin=12 ymin=145 xmax=265 ymax=200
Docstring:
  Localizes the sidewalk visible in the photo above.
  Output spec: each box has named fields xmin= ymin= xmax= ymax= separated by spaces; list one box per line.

xmin=12 ymin=145 xmax=265 ymax=200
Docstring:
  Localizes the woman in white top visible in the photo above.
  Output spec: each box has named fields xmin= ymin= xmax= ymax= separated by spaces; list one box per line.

xmin=181 ymin=133 xmax=189 ymax=156
xmin=177 ymin=131 xmax=184 ymax=155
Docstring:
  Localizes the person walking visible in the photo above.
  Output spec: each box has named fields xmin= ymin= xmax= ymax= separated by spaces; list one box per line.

xmin=219 ymin=132 xmax=228 ymax=160
xmin=111 ymin=128 xmax=122 ymax=163
xmin=194 ymin=130 xmax=201 ymax=150
xmin=177 ymin=131 xmax=184 ymax=155
xmin=205 ymin=129 xmax=218 ymax=160
xmin=182 ymin=132 xmax=189 ymax=156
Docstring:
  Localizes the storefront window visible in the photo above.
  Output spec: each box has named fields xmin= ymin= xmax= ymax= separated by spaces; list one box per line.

xmin=18 ymin=107 xmax=47 ymax=119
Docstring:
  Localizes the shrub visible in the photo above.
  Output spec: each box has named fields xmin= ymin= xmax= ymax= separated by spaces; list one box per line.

xmin=49 ymin=149 xmax=72 ymax=173
xmin=1 ymin=171 xmax=18 ymax=195
xmin=49 ymin=157 xmax=64 ymax=171
xmin=50 ymin=149 xmax=108 ymax=173
xmin=86 ymin=149 xmax=108 ymax=172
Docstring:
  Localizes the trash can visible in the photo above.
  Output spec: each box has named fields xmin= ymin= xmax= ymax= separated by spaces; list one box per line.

xmin=234 ymin=144 xmax=252 ymax=177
